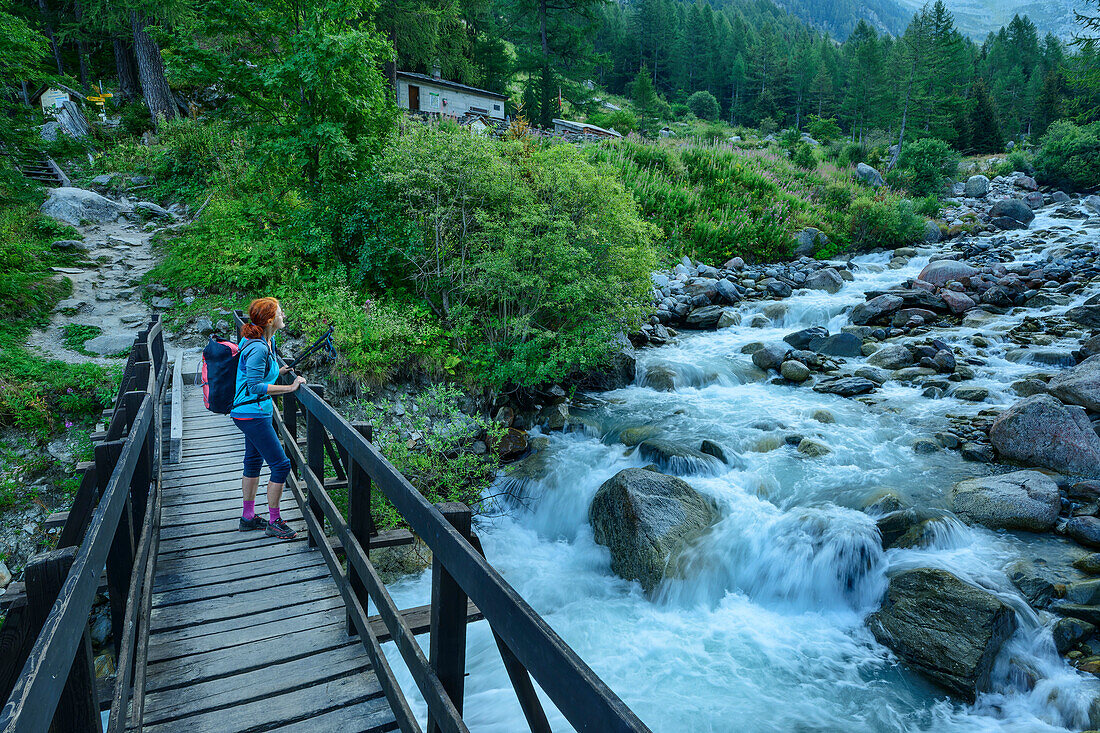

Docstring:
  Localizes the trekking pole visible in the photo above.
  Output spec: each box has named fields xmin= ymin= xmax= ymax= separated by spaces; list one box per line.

xmin=286 ymin=325 xmax=336 ymax=369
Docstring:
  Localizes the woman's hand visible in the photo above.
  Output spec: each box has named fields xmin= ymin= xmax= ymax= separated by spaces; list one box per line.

xmin=291 ymin=376 xmax=306 ymax=391
xmin=279 ymin=365 xmax=293 ymax=375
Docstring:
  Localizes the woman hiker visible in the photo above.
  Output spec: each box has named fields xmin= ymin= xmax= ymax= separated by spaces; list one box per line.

xmin=232 ymin=297 xmax=306 ymax=540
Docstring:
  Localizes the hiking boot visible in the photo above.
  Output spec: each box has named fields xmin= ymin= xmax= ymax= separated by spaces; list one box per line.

xmin=266 ymin=518 xmax=298 ymax=540
xmin=239 ymin=515 xmax=268 ymax=531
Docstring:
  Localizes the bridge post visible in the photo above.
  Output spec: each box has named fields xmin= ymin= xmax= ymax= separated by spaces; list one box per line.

xmin=25 ymin=547 xmax=101 ymax=733
xmin=428 ymin=502 xmax=471 ymax=733
xmin=97 ymin=439 xmax=135 ymax=662
xmin=346 ymin=423 xmax=373 ymax=636
xmin=305 ymin=385 xmax=326 ymax=548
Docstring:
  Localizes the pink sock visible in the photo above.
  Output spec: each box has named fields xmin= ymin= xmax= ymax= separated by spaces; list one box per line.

xmin=242 ymin=500 xmax=255 ymax=520
xmin=269 ymin=506 xmax=281 ymax=522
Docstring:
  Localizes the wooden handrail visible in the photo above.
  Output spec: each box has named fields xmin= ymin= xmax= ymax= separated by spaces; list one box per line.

xmin=0 ymin=396 xmax=152 ymax=732
xmin=0 ymin=316 xmax=168 ymax=733
xmin=234 ymin=309 xmax=648 ymax=733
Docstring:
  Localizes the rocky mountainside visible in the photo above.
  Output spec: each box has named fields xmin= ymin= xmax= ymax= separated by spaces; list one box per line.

xmin=893 ymin=0 xmax=1084 ymax=39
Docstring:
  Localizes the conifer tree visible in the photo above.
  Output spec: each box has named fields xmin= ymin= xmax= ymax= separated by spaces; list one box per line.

xmin=967 ymin=78 xmax=1003 ymax=153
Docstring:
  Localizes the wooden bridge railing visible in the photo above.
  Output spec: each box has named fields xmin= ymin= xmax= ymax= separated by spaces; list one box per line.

xmin=0 ymin=317 xmax=168 ymax=733
xmin=234 ymin=311 xmax=649 ymax=733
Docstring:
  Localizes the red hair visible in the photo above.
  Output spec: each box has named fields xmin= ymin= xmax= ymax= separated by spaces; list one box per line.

xmin=241 ymin=297 xmax=279 ymax=340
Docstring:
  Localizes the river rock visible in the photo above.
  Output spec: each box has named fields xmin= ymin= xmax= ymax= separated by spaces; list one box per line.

xmin=780 ymin=360 xmax=811 ymax=382
xmin=40 ymin=187 xmax=131 ymax=225
xmin=805 ymin=268 xmax=843 ymax=294
xmin=856 ymin=163 xmax=884 ymax=188
xmin=1066 ymin=517 xmax=1100 ymax=549
xmin=867 ymin=567 xmax=1017 ymax=702
xmin=813 ymin=377 xmax=875 ymax=397
xmin=637 ymin=439 xmax=715 ymax=473
xmin=796 ymin=438 xmax=831 ymax=457
xmin=752 ymin=343 xmax=791 ymax=372
xmin=1052 ymin=617 xmax=1095 ymax=654
xmin=0 ymin=562 xmax=9 ymax=589
xmin=948 ymin=471 xmax=1060 ymax=532
xmin=1005 ymin=559 xmax=1061 ymax=609
xmin=714 ymin=279 xmax=741 ymax=304
xmin=795 ymin=228 xmax=828 ymax=257
xmin=809 ymin=333 xmax=862 ymax=357
xmin=589 ymin=468 xmax=720 ymax=593
xmin=867 ymin=344 xmax=912 ymax=370
xmin=940 ymin=290 xmax=976 ymax=314
xmin=990 ymin=395 xmax=1100 ymax=478
xmin=850 ymin=295 xmax=904 ymax=326
xmin=952 ymin=387 xmax=988 ymax=402
xmin=685 ymin=305 xmax=733 ymax=329
xmin=1048 ymin=354 xmax=1100 ymax=412
xmin=918 ymin=260 xmax=978 ymax=287
xmin=924 ymin=221 xmax=942 ymax=243
xmin=1067 ymin=296 xmax=1100 ymax=328
xmin=784 ymin=327 xmax=829 ymax=350
xmin=990 ymin=198 xmax=1036 ymax=226
xmin=645 ymin=366 xmax=676 ymax=392
xmin=964 ymin=175 xmax=990 ymax=198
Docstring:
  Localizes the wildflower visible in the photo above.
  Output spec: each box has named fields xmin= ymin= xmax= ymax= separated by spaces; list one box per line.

xmin=66 ymin=388 xmax=74 ymax=394
xmin=65 ymin=420 xmax=73 ymax=429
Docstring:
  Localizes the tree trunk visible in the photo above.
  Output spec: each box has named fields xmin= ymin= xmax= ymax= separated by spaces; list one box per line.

xmin=384 ymin=28 xmax=398 ymax=102
xmin=21 ymin=80 xmax=30 ymax=106
xmin=539 ymin=0 xmax=552 ymax=129
xmin=114 ymin=38 xmax=139 ymax=102
xmin=74 ymin=2 xmax=90 ymax=92
xmin=891 ymin=58 xmax=917 ymax=172
xmin=36 ymin=0 xmax=64 ymax=74
xmin=131 ymin=12 xmax=178 ymax=128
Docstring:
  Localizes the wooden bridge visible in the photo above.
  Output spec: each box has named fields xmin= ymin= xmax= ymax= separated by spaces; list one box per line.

xmin=0 ymin=315 xmax=650 ymax=733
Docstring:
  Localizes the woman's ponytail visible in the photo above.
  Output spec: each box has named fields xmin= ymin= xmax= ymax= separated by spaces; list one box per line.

xmin=241 ymin=297 xmax=279 ymax=340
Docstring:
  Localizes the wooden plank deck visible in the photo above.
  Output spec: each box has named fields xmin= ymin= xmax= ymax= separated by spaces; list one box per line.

xmin=143 ymin=384 xmax=399 ymax=733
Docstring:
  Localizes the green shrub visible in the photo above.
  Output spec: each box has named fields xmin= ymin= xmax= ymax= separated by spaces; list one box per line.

xmin=590 ymin=109 xmax=637 ymax=135
xmin=1033 ymin=120 xmax=1100 ymax=191
xmin=670 ymin=103 xmax=689 ymax=119
xmin=380 ymin=123 xmax=658 ymax=387
xmin=806 ymin=115 xmax=842 ymax=144
xmin=837 ymin=142 xmax=865 ymax=167
xmin=819 ymin=181 xmax=853 ymax=211
xmin=915 ymin=194 xmax=942 ymax=218
xmin=847 ymin=195 xmax=924 ymax=250
xmin=687 ymin=91 xmax=720 ymax=121
xmin=791 ymin=142 xmax=816 ymax=169
xmin=889 ymin=138 xmax=959 ymax=197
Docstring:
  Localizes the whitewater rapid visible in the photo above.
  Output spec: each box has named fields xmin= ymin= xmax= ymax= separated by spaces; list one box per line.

xmin=384 ymin=205 xmax=1100 ymax=732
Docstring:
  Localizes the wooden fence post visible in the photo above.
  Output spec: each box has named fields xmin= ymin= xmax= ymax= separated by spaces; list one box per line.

xmin=97 ymin=438 xmax=134 ymax=662
xmin=346 ymin=423 xmax=373 ymax=636
xmin=25 ymin=548 xmax=101 ymax=733
xmin=428 ymin=502 xmax=471 ymax=733
xmin=305 ymin=385 xmax=326 ymax=548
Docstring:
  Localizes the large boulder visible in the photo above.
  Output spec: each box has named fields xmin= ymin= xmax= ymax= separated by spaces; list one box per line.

xmin=1067 ymin=295 xmax=1100 ymax=329
xmin=809 ymin=332 xmax=862 ymax=357
xmin=990 ymin=395 xmax=1100 ymax=478
xmin=685 ymin=305 xmax=736 ymax=330
xmin=856 ymin=162 xmax=885 ymax=188
xmin=794 ymin=228 xmax=829 ymax=257
xmin=813 ymin=376 xmax=876 ymax=397
xmin=963 ymin=175 xmax=990 ymax=198
xmin=918 ymin=260 xmax=978 ymax=288
xmin=990 ymin=198 xmax=1036 ymax=226
xmin=589 ymin=468 xmax=720 ymax=593
xmin=867 ymin=344 xmax=913 ymax=370
xmin=850 ymin=294 xmax=904 ymax=326
xmin=805 ymin=267 xmax=844 ymax=294
xmin=784 ymin=326 xmax=829 ymax=350
xmin=40 ymin=187 xmax=130 ymax=226
xmin=947 ymin=470 xmax=1061 ymax=532
xmin=714 ymin=279 xmax=741 ymax=304
xmin=940 ymin=290 xmax=977 ymax=314
xmin=1048 ymin=354 xmax=1100 ymax=412
xmin=867 ymin=568 xmax=1017 ymax=702
xmin=751 ymin=343 xmax=791 ymax=372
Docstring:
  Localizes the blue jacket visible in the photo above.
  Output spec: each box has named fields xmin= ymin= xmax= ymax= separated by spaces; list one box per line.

xmin=230 ymin=338 xmax=278 ymax=418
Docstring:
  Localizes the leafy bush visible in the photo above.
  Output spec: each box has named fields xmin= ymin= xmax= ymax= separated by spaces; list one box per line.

xmin=791 ymin=142 xmax=816 ymax=169
xmin=837 ymin=142 xmax=865 ymax=167
xmin=888 ymin=138 xmax=959 ymax=197
xmin=806 ymin=116 xmax=842 ymax=144
xmin=847 ymin=195 xmax=924 ymax=250
xmin=380 ymin=123 xmax=658 ymax=387
xmin=347 ymin=384 xmax=506 ymax=527
xmin=687 ymin=91 xmax=720 ymax=121
xmin=1033 ymin=120 xmax=1100 ymax=191
xmin=915 ymin=194 xmax=942 ymax=218
xmin=590 ymin=109 xmax=637 ymax=135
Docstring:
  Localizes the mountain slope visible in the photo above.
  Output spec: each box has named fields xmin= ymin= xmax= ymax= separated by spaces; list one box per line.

xmin=773 ymin=0 xmax=911 ymax=37
xmin=893 ymin=0 xmax=1085 ymax=40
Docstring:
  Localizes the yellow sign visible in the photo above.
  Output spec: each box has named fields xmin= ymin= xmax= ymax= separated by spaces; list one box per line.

xmin=86 ymin=84 xmax=113 ymax=108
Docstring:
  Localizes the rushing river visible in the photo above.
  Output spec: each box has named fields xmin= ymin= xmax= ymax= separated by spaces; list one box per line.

xmin=385 ymin=204 xmax=1100 ymax=732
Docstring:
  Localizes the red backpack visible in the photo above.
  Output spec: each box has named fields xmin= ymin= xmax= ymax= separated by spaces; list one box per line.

xmin=198 ymin=337 xmax=270 ymax=414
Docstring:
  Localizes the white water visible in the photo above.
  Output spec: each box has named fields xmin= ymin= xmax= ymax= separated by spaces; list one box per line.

xmin=385 ymin=206 xmax=1100 ymax=732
